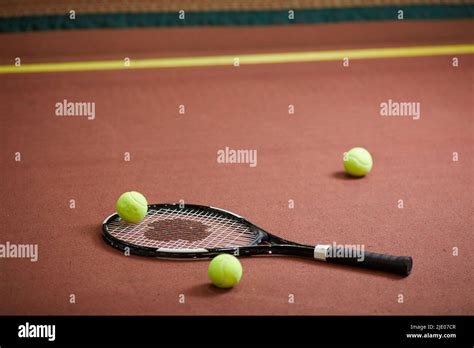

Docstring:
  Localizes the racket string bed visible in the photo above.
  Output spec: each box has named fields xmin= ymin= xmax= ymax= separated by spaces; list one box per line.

xmin=160 ymin=207 xmax=254 ymax=248
xmin=201 ymin=219 xmax=251 ymax=248
xmin=107 ymin=206 xmax=258 ymax=249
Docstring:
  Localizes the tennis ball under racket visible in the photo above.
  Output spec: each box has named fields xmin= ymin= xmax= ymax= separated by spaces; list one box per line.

xmin=343 ymin=147 xmax=373 ymax=177
xmin=208 ymin=254 xmax=243 ymax=289
xmin=116 ymin=191 xmax=148 ymax=223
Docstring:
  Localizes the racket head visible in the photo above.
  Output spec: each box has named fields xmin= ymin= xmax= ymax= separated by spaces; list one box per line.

xmin=102 ymin=203 xmax=267 ymax=259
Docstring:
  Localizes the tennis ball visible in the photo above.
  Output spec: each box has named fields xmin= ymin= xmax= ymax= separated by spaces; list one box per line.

xmin=208 ymin=254 xmax=243 ymax=289
xmin=116 ymin=191 xmax=148 ymax=223
xmin=343 ymin=147 xmax=373 ymax=177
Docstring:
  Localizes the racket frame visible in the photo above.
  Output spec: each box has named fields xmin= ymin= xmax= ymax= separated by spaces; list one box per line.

xmin=102 ymin=203 xmax=312 ymax=259
xmin=102 ymin=203 xmax=412 ymax=276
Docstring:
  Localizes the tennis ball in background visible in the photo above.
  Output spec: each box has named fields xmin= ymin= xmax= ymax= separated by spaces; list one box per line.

xmin=116 ymin=191 xmax=148 ymax=223
xmin=208 ymin=254 xmax=243 ymax=289
xmin=343 ymin=147 xmax=373 ymax=177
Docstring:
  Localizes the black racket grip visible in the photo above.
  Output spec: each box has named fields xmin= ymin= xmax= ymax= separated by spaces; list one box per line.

xmin=325 ymin=248 xmax=413 ymax=276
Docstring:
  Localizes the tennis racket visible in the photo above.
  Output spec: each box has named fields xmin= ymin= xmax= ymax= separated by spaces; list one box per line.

xmin=102 ymin=203 xmax=413 ymax=276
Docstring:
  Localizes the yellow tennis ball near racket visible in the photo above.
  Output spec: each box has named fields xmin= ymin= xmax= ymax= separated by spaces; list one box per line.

xmin=116 ymin=191 xmax=148 ymax=223
xmin=343 ymin=147 xmax=373 ymax=177
xmin=208 ymin=254 xmax=243 ymax=288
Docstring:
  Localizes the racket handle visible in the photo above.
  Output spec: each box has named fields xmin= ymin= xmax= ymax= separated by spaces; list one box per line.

xmin=316 ymin=246 xmax=413 ymax=276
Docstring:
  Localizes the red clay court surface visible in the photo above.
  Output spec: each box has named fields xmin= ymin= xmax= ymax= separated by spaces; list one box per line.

xmin=0 ymin=20 xmax=473 ymax=315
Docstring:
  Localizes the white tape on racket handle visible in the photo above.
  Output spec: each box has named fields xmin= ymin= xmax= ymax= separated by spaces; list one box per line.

xmin=314 ymin=245 xmax=331 ymax=261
